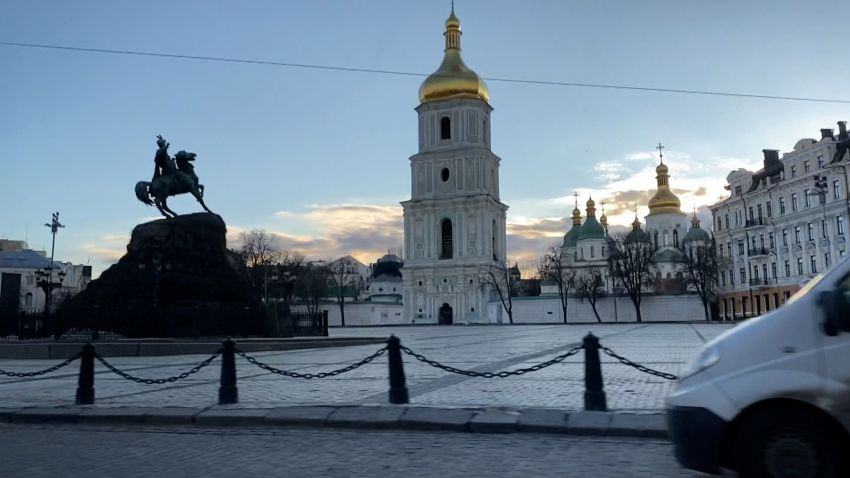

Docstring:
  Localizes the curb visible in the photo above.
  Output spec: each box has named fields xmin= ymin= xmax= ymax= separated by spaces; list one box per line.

xmin=0 ymin=405 xmax=669 ymax=439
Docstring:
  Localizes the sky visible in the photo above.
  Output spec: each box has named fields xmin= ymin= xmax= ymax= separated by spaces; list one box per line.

xmin=2 ymin=0 xmax=849 ymax=276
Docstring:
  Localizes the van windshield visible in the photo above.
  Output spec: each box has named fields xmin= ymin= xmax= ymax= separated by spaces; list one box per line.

xmin=785 ymin=273 xmax=826 ymax=305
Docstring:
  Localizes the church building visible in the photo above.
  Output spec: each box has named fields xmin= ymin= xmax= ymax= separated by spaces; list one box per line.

xmin=401 ymin=6 xmax=509 ymax=324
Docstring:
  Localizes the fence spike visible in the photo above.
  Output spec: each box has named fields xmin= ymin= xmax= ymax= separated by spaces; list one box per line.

xmin=387 ymin=335 xmax=409 ymax=404
xmin=218 ymin=339 xmax=238 ymax=404
xmin=75 ymin=343 xmax=95 ymax=405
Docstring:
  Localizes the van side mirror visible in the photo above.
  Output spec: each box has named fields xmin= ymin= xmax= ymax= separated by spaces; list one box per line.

xmin=818 ymin=289 xmax=850 ymax=336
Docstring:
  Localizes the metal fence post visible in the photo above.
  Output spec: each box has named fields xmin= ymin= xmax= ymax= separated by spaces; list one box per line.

xmin=387 ymin=335 xmax=409 ymax=404
xmin=218 ymin=339 xmax=238 ymax=404
xmin=322 ymin=310 xmax=329 ymax=337
xmin=583 ymin=333 xmax=607 ymax=411
xmin=75 ymin=343 xmax=95 ymax=405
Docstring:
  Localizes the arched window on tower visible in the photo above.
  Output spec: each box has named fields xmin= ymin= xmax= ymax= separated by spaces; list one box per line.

xmin=492 ymin=219 xmax=498 ymax=261
xmin=654 ymin=231 xmax=659 ymax=249
xmin=440 ymin=117 xmax=451 ymax=140
xmin=673 ymin=230 xmax=679 ymax=248
xmin=483 ymin=119 xmax=489 ymax=144
xmin=440 ymin=219 xmax=453 ymax=259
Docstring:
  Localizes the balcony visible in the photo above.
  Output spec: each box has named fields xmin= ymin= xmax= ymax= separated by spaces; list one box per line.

xmin=749 ymin=278 xmax=770 ymax=287
xmin=747 ymin=247 xmax=770 ymax=257
xmin=745 ymin=218 xmax=767 ymax=228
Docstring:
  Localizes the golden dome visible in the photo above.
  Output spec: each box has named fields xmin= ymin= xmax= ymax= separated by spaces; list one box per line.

xmin=419 ymin=7 xmax=490 ymax=104
xmin=571 ymin=206 xmax=582 ymax=224
xmin=648 ymin=160 xmax=684 ymax=216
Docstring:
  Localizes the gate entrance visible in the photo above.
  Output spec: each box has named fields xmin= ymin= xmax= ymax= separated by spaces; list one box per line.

xmin=438 ymin=303 xmax=453 ymax=325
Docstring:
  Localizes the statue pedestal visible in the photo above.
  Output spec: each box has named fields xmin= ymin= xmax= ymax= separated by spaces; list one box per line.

xmin=61 ymin=213 xmax=264 ymax=338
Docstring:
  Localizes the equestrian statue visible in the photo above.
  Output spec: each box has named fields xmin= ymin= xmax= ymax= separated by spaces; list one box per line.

xmin=135 ymin=135 xmax=213 ymax=217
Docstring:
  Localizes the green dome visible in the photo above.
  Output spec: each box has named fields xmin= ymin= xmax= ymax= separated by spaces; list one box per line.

xmin=683 ymin=225 xmax=710 ymax=244
xmin=577 ymin=217 xmax=605 ymax=241
xmin=563 ymin=224 xmax=582 ymax=247
xmin=625 ymin=228 xmax=650 ymax=244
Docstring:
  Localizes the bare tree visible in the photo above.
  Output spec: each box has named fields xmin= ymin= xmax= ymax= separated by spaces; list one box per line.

xmin=239 ymin=229 xmax=281 ymax=300
xmin=295 ymin=264 xmax=328 ymax=316
xmin=574 ymin=267 xmax=606 ymax=323
xmin=480 ymin=261 xmax=516 ymax=324
xmin=678 ymin=238 xmax=719 ymax=321
xmin=607 ymin=233 xmax=656 ymax=323
xmin=538 ymin=243 xmax=574 ymax=323
xmin=270 ymin=250 xmax=305 ymax=305
xmin=326 ymin=258 xmax=362 ymax=327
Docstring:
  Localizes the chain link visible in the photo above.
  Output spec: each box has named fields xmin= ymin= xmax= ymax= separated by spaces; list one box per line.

xmin=0 ymin=352 xmax=81 ymax=378
xmin=95 ymin=349 xmax=222 ymax=385
xmin=601 ymin=346 xmax=678 ymax=380
xmin=400 ymin=345 xmax=584 ymax=378
xmin=236 ymin=346 xmax=388 ymax=379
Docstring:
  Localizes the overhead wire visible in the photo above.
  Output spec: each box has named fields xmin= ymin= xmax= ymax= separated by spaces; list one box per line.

xmin=1 ymin=41 xmax=848 ymax=104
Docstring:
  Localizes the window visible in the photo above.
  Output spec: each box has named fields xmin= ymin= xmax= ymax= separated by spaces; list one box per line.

xmin=834 ymin=180 xmax=842 ymax=200
xmin=729 ymin=270 xmax=735 ymax=285
xmin=759 ymin=234 xmax=765 ymax=248
xmin=748 ymin=206 xmax=754 ymax=221
xmin=791 ymin=193 xmax=798 ymax=211
xmin=810 ymin=255 xmax=817 ymax=274
xmin=838 ymin=215 xmax=845 ymax=235
xmin=719 ymin=246 xmax=724 ymax=257
xmin=779 ymin=197 xmax=786 ymax=214
xmin=804 ymin=189 xmax=812 ymax=208
xmin=762 ymin=264 xmax=768 ymax=282
xmin=752 ymin=265 xmax=760 ymax=280
xmin=825 ymin=252 xmax=831 ymax=268
xmin=782 ymin=229 xmax=788 ymax=246
xmin=791 ymin=165 xmax=797 ymax=177
xmin=725 ymin=214 xmax=730 ymax=229
xmin=822 ymin=219 xmax=828 ymax=238
xmin=784 ymin=260 xmax=790 ymax=276
xmin=737 ymin=240 xmax=745 ymax=255
xmin=795 ymin=226 xmax=801 ymax=243
xmin=797 ymin=258 xmax=804 ymax=275
xmin=492 ymin=219 xmax=498 ymax=260
xmin=807 ymin=222 xmax=814 ymax=241
xmin=440 ymin=117 xmax=451 ymax=140
xmin=766 ymin=202 xmax=773 ymax=217
xmin=818 ymin=155 xmax=824 ymax=168
xmin=769 ymin=232 xmax=775 ymax=248
xmin=441 ymin=167 xmax=450 ymax=182
xmin=440 ymin=218 xmax=453 ymax=259
xmin=804 ymin=160 xmax=810 ymax=173
xmin=727 ymin=243 xmax=732 ymax=257
xmin=739 ymin=267 xmax=746 ymax=284
xmin=673 ymin=230 xmax=679 ymax=248
xmin=735 ymin=185 xmax=743 ymax=196
xmin=717 ymin=217 xmax=722 ymax=231
xmin=771 ymin=262 xmax=777 ymax=279
xmin=590 ymin=245 xmax=595 ymax=258
xmin=721 ymin=273 xmax=727 ymax=287
xmin=757 ymin=204 xmax=763 ymax=219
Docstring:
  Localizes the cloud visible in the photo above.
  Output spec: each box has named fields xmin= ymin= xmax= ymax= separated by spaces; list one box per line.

xmin=594 ymin=161 xmax=628 ymax=182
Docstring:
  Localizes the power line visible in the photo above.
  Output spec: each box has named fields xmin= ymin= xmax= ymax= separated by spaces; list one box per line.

xmin=2 ymin=40 xmax=849 ymax=104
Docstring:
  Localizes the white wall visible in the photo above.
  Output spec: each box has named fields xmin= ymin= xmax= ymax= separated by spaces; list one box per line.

xmin=312 ymin=302 xmax=406 ymax=327
xmin=506 ymin=294 xmax=707 ymax=323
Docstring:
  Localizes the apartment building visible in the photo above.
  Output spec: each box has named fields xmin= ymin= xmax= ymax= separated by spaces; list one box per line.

xmin=710 ymin=121 xmax=849 ymax=319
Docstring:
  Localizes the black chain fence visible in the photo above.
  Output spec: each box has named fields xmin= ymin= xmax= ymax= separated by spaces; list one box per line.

xmin=0 ymin=352 xmax=81 ymax=378
xmin=400 ymin=344 xmax=585 ymax=378
xmin=601 ymin=346 xmax=678 ymax=381
xmin=235 ymin=346 xmax=388 ymax=379
xmin=94 ymin=349 xmax=222 ymax=385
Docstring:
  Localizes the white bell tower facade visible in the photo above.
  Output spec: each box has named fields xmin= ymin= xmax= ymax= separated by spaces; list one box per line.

xmin=401 ymin=7 xmax=508 ymax=325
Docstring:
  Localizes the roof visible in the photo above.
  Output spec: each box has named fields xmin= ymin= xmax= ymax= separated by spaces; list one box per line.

xmin=683 ymin=226 xmax=711 ymax=244
xmin=563 ymin=224 xmax=582 ymax=247
xmin=655 ymin=248 xmax=684 ymax=262
xmin=577 ymin=217 xmax=605 ymax=241
xmin=0 ymin=250 xmax=52 ymax=269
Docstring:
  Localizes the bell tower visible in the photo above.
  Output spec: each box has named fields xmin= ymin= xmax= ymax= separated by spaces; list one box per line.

xmin=401 ymin=6 xmax=508 ymax=324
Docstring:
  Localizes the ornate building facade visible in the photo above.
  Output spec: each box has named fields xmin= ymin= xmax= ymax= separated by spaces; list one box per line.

xmin=401 ymin=7 xmax=508 ymax=324
xmin=710 ymin=122 xmax=849 ymax=319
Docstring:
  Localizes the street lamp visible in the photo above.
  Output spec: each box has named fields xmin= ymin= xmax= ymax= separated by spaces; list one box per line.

xmin=42 ymin=212 xmax=65 ymax=314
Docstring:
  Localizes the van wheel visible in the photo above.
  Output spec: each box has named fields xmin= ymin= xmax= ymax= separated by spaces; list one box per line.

xmin=733 ymin=406 xmax=846 ymax=478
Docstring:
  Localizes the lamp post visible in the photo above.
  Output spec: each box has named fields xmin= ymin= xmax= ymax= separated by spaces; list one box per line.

xmin=42 ymin=212 xmax=65 ymax=315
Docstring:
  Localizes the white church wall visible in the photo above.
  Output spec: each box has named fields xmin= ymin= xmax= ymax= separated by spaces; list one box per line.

xmin=506 ymin=295 xmax=706 ymax=323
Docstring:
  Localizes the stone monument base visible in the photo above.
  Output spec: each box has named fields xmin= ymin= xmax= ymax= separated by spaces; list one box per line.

xmin=60 ymin=213 xmax=264 ymax=338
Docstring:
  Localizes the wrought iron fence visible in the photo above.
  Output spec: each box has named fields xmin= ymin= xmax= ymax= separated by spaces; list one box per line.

xmin=291 ymin=310 xmax=328 ymax=337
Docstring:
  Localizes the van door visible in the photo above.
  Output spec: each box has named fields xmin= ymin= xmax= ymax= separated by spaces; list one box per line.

xmin=820 ymin=271 xmax=850 ymax=431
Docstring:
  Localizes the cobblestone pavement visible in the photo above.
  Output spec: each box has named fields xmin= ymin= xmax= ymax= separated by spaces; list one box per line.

xmin=0 ymin=423 xmax=718 ymax=478
xmin=0 ymin=323 xmax=734 ymax=411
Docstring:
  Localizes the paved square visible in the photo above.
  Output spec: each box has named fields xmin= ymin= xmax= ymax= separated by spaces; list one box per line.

xmin=0 ymin=323 xmax=734 ymax=412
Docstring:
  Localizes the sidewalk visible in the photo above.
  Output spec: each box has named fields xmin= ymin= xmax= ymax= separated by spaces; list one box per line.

xmin=0 ymin=404 xmax=669 ymax=439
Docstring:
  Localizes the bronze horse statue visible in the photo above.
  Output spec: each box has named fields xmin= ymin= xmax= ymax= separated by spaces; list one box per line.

xmin=135 ymin=136 xmax=212 ymax=218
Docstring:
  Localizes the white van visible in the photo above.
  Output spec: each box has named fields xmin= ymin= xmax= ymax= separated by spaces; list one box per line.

xmin=667 ymin=256 xmax=850 ymax=477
